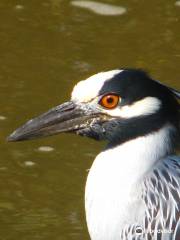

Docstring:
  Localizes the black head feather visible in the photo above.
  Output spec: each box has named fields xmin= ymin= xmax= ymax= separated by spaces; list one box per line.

xmin=92 ymin=69 xmax=180 ymax=148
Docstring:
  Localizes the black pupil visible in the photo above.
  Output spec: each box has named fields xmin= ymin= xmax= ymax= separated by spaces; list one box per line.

xmin=107 ymin=96 xmax=114 ymax=104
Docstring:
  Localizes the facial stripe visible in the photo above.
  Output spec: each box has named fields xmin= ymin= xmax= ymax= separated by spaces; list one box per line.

xmin=103 ymin=97 xmax=161 ymax=118
xmin=71 ymin=70 xmax=122 ymax=103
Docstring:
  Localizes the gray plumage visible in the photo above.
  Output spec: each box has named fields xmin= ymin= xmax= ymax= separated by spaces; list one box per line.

xmin=121 ymin=155 xmax=180 ymax=240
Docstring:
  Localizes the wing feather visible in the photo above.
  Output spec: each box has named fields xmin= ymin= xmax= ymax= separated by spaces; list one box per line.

xmin=142 ymin=156 xmax=180 ymax=240
xmin=121 ymin=156 xmax=180 ymax=240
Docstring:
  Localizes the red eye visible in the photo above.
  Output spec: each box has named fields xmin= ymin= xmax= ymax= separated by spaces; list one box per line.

xmin=99 ymin=94 xmax=120 ymax=109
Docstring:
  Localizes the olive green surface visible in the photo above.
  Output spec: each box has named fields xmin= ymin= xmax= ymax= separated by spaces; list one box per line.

xmin=0 ymin=1 xmax=179 ymax=239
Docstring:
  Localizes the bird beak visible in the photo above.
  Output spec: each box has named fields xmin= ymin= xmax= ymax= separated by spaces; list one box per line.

xmin=7 ymin=101 xmax=100 ymax=142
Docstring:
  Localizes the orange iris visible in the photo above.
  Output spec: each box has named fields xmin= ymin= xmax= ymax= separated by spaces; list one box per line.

xmin=99 ymin=94 xmax=120 ymax=109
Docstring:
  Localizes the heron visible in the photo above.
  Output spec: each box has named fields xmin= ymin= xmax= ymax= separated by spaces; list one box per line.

xmin=8 ymin=69 xmax=180 ymax=240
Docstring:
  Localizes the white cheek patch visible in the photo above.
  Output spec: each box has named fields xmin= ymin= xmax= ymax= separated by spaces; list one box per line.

xmin=103 ymin=97 xmax=161 ymax=118
xmin=71 ymin=70 xmax=122 ymax=103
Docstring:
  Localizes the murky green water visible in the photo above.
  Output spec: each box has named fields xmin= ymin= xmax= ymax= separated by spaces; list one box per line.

xmin=0 ymin=0 xmax=180 ymax=239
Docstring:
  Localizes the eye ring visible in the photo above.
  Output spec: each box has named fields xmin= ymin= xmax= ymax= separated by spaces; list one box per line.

xmin=99 ymin=94 xmax=120 ymax=109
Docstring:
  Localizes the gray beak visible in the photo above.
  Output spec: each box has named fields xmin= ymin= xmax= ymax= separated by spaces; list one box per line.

xmin=7 ymin=101 xmax=97 ymax=142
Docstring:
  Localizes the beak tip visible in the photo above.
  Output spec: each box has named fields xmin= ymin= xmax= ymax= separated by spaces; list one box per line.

xmin=7 ymin=129 xmax=25 ymax=142
xmin=7 ymin=132 xmax=18 ymax=142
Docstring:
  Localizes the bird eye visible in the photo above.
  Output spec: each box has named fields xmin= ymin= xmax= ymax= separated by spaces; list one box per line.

xmin=99 ymin=94 xmax=120 ymax=109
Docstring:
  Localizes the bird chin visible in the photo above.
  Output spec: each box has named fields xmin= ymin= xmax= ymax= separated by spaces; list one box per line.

xmin=74 ymin=117 xmax=109 ymax=141
xmin=75 ymin=127 xmax=105 ymax=140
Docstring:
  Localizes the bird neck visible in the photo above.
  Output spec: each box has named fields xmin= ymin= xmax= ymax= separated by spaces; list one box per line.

xmin=85 ymin=124 xmax=176 ymax=240
xmin=103 ymin=123 xmax=175 ymax=181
